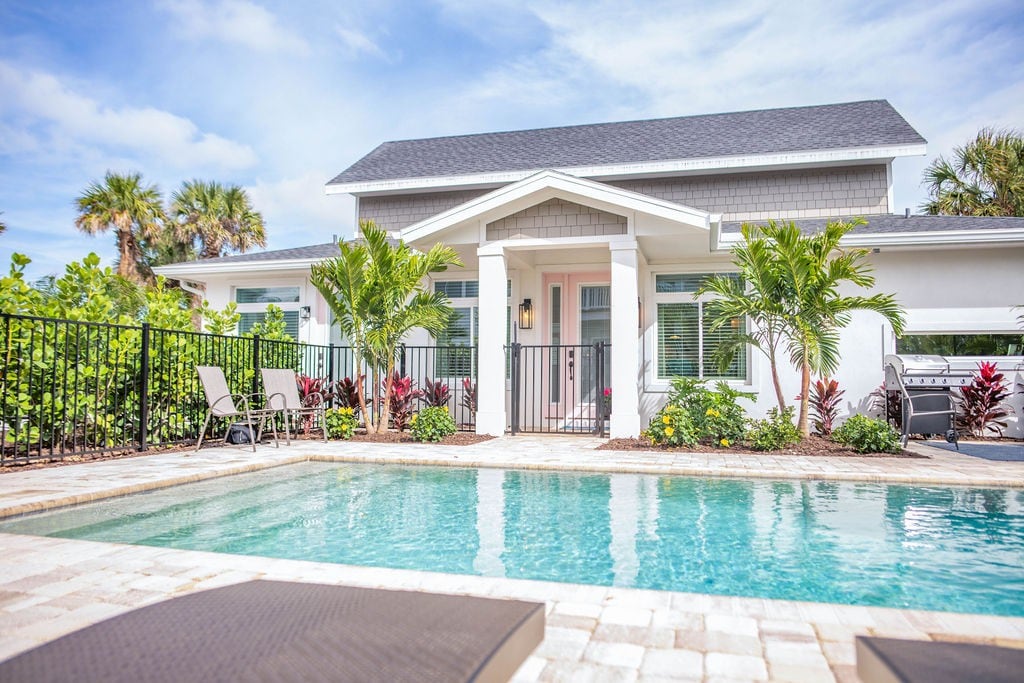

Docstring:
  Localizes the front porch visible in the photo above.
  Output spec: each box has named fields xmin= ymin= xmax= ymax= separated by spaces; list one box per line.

xmin=398 ymin=169 xmax=726 ymax=439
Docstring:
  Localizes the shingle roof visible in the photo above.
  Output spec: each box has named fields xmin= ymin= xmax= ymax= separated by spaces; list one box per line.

xmin=721 ymin=214 xmax=1024 ymax=235
xmin=328 ymin=100 xmax=925 ymax=186
xmin=163 ymin=243 xmax=341 ymax=267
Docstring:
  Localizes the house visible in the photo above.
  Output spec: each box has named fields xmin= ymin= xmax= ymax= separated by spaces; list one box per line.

xmin=155 ymin=100 xmax=1024 ymax=439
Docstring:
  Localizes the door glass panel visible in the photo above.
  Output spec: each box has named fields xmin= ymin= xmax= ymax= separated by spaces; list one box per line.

xmin=550 ymin=285 xmax=561 ymax=403
xmin=579 ymin=285 xmax=610 ymax=399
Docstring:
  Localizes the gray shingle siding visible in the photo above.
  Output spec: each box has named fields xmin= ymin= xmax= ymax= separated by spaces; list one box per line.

xmin=359 ymin=190 xmax=490 ymax=233
xmin=329 ymin=100 xmax=924 ymax=185
xmin=611 ymin=165 xmax=888 ymax=221
xmin=486 ymin=199 xmax=627 ymax=240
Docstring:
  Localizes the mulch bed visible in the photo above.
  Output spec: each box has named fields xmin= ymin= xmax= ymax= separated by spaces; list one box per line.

xmin=599 ymin=434 xmax=927 ymax=458
xmin=349 ymin=430 xmax=494 ymax=446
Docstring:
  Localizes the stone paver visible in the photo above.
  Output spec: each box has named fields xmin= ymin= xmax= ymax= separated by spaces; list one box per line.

xmin=0 ymin=435 xmax=1022 ymax=681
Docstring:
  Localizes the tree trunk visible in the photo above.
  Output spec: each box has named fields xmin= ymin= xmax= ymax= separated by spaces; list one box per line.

xmin=377 ymin=360 xmax=396 ymax=434
xmin=768 ymin=347 xmax=787 ymax=412
xmin=352 ymin=348 xmax=372 ymax=432
xmin=798 ymin=353 xmax=811 ymax=438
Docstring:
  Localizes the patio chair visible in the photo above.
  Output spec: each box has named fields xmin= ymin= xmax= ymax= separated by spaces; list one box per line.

xmin=261 ymin=368 xmax=328 ymax=443
xmin=195 ymin=366 xmax=282 ymax=452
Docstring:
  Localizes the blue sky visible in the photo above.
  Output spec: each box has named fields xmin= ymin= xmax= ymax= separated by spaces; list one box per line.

xmin=1 ymin=0 xmax=1022 ymax=279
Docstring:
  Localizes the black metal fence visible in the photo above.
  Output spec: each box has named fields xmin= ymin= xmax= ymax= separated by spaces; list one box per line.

xmin=0 ymin=313 xmax=477 ymax=465
xmin=508 ymin=343 xmax=609 ymax=436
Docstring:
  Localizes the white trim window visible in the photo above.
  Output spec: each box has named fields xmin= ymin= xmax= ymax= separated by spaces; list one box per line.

xmin=654 ymin=273 xmax=747 ymax=381
xmin=235 ymin=286 xmax=301 ymax=339
xmin=433 ymin=279 xmax=512 ymax=378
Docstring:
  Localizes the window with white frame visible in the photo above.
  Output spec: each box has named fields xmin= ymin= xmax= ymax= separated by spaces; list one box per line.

xmin=433 ymin=279 xmax=511 ymax=378
xmin=235 ymin=286 xmax=301 ymax=339
xmin=655 ymin=273 xmax=747 ymax=381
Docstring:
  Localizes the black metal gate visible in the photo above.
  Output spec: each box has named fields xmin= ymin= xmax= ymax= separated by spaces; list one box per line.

xmin=508 ymin=343 xmax=609 ymax=436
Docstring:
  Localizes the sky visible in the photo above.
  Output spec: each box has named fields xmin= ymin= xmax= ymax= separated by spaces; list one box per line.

xmin=1 ymin=0 xmax=1022 ymax=280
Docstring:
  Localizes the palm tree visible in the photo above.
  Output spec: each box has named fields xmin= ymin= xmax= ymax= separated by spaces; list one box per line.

xmin=311 ymin=221 xmax=461 ymax=433
xmin=701 ymin=219 xmax=906 ymax=437
xmin=922 ymin=128 xmax=1024 ymax=216
xmin=75 ymin=172 xmax=165 ymax=283
xmin=699 ymin=223 xmax=791 ymax=411
xmin=170 ymin=180 xmax=266 ymax=259
xmin=0 ymin=212 xmax=6 ymax=234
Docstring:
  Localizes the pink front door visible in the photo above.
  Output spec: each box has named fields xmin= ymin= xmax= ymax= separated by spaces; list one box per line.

xmin=540 ymin=272 xmax=610 ymax=428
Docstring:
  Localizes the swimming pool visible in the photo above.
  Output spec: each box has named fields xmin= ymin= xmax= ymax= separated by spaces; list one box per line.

xmin=2 ymin=462 xmax=1022 ymax=617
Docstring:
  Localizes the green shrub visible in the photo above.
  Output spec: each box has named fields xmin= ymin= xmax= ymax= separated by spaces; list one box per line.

xmin=747 ymin=406 xmax=801 ymax=451
xmin=410 ymin=406 xmax=457 ymax=442
xmin=644 ymin=404 xmax=699 ymax=447
xmin=667 ymin=378 xmax=751 ymax=446
xmin=324 ymin=407 xmax=358 ymax=440
xmin=832 ymin=414 xmax=901 ymax=454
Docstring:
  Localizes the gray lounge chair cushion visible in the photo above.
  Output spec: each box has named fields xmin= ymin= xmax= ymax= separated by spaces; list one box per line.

xmin=0 ymin=580 xmax=545 ymax=682
xmin=856 ymin=635 xmax=1024 ymax=683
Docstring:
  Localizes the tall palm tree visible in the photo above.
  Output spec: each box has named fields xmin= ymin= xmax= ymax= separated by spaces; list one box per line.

xmin=702 ymin=219 xmax=905 ymax=437
xmin=170 ymin=180 xmax=266 ymax=259
xmin=922 ymin=128 xmax=1024 ymax=216
xmin=75 ymin=172 xmax=165 ymax=283
xmin=311 ymin=221 xmax=461 ymax=433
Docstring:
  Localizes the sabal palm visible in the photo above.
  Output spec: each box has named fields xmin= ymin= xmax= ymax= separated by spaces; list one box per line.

xmin=922 ymin=128 xmax=1024 ymax=216
xmin=170 ymin=180 xmax=266 ymax=259
xmin=311 ymin=221 xmax=461 ymax=433
xmin=703 ymin=219 xmax=905 ymax=437
xmin=75 ymin=172 xmax=165 ymax=283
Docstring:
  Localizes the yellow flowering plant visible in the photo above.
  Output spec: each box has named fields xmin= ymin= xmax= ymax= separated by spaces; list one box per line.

xmin=324 ymin=407 xmax=358 ymax=440
xmin=643 ymin=405 xmax=698 ymax=447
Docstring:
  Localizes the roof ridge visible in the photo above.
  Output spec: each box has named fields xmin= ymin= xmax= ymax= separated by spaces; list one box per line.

xmin=377 ymin=99 xmax=892 ymax=146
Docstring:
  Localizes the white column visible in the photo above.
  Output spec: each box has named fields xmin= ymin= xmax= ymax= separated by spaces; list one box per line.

xmin=476 ymin=249 xmax=508 ymax=436
xmin=609 ymin=243 xmax=641 ymax=437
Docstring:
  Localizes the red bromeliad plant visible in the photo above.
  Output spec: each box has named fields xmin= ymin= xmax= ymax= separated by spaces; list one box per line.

xmin=331 ymin=376 xmax=362 ymax=417
xmin=810 ymin=377 xmax=844 ymax=436
xmin=295 ymin=374 xmax=330 ymax=434
xmin=461 ymin=378 xmax=477 ymax=419
xmin=423 ymin=378 xmax=451 ymax=408
xmin=380 ymin=373 xmax=423 ymax=431
xmin=956 ymin=362 xmax=1012 ymax=437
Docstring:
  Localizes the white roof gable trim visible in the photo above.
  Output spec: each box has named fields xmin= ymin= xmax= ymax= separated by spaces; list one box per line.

xmin=399 ymin=169 xmax=713 ymax=243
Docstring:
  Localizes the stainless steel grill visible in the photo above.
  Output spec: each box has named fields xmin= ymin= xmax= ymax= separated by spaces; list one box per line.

xmin=883 ymin=354 xmax=968 ymax=447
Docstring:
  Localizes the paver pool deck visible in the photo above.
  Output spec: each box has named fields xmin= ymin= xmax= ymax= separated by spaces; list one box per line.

xmin=1 ymin=437 xmax=1022 ymax=682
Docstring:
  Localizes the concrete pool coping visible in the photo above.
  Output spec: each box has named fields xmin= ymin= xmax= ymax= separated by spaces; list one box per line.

xmin=1 ymin=436 xmax=1023 ymax=681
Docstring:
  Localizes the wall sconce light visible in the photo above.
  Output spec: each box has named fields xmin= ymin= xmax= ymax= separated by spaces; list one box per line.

xmin=299 ymin=305 xmax=311 ymax=321
xmin=518 ymin=298 xmax=534 ymax=330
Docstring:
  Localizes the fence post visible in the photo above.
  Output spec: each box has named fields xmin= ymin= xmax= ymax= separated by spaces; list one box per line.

xmin=399 ymin=344 xmax=407 ymax=378
xmin=327 ymin=342 xmax=336 ymax=406
xmin=509 ymin=343 xmax=521 ymax=435
xmin=251 ymin=334 xmax=261 ymax=397
xmin=595 ymin=342 xmax=605 ymax=438
xmin=138 ymin=323 xmax=150 ymax=451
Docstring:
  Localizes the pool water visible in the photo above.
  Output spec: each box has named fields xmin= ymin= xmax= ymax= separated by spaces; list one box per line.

xmin=3 ymin=462 xmax=1023 ymax=617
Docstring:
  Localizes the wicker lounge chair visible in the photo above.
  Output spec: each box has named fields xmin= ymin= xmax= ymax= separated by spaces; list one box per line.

xmin=856 ymin=636 xmax=1024 ymax=683
xmin=195 ymin=366 xmax=282 ymax=452
xmin=0 ymin=580 xmax=545 ymax=683
xmin=261 ymin=368 xmax=328 ymax=443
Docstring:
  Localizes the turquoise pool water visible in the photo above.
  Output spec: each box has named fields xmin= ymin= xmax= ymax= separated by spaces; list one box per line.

xmin=3 ymin=462 xmax=1022 ymax=617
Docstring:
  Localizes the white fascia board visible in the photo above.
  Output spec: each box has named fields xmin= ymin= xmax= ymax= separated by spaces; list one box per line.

xmin=402 ymin=170 xmax=710 ymax=243
xmin=325 ymin=143 xmax=928 ymax=196
xmin=715 ymin=228 xmax=1024 ymax=249
xmin=478 ymin=235 xmax=637 ymax=256
xmin=153 ymin=258 xmax=326 ymax=279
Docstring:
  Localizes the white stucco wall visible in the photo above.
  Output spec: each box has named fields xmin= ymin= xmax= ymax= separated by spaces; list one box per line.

xmin=638 ymin=245 xmax=1024 ymax=437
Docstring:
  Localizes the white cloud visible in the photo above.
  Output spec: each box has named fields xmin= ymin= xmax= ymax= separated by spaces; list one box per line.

xmin=0 ymin=61 xmax=258 ymax=170
xmin=452 ymin=0 xmax=1024 ymax=211
xmin=246 ymin=171 xmax=354 ymax=246
xmin=158 ymin=0 xmax=310 ymax=55
xmin=335 ymin=26 xmax=386 ymax=60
